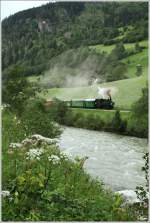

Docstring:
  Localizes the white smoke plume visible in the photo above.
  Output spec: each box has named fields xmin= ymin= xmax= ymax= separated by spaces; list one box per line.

xmin=39 ymin=47 xmax=107 ymax=88
xmin=97 ymin=87 xmax=118 ymax=99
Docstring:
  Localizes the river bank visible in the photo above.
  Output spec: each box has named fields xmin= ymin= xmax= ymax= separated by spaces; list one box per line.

xmin=62 ymin=108 xmax=148 ymax=138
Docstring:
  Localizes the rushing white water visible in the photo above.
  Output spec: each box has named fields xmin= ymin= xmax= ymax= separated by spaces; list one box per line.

xmin=59 ymin=126 xmax=148 ymax=192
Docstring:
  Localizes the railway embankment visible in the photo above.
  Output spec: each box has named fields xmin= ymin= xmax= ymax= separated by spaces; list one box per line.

xmin=59 ymin=107 xmax=147 ymax=138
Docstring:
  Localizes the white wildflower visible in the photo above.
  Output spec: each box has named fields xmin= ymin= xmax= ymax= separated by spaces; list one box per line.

xmin=60 ymin=151 xmax=69 ymax=160
xmin=26 ymin=148 xmax=44 ymax=160
xmin=31 ymin=134 xmax=57 ymax=145
xmin=22 ymin=135 xmax=57 ymax=147
xmin=22 ymin=138 xmax=34 ymax=146
xmin=9 ymin=143 xmax=22 ymax=149
xmin=2 ymin=191 xmax=10 ymax=197
xmin=17 ymin=120 xmax=21 ymax=124
xmin=48 ymin=155 xmax=60 ymax=164
xmin=9 ymin=197 xmax=13 ymax=202
xmin=2 ymin=104 xmax=10 ymax=109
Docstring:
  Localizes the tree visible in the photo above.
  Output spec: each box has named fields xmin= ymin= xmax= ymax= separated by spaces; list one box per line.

xmin=111 ymin=42 xmax=126 ymax=60
xmin=135 ymin=64 xmax=143 ymax=76
xmin=2 ymin=65 xmax=39 ymax=114
xmin=111 ymin=110 xmax=127 ymax=133
xmin=134 ymin=42 xmax=142 ymax=53
xmin=127 ymin=86 xmax=148 ymax=137
xmin=132 ymin=86 xmax=148 ymax=116
xmin=21 ymin=98 xmax=62 ymax=138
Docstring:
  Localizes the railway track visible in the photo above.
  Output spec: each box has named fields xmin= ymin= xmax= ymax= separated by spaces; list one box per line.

xmin=71 ymin=108 xmax=131 ymax=113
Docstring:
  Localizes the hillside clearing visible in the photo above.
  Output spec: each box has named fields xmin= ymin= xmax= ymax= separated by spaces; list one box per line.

xmin=89 ymin=40 xmax=148 ymax=54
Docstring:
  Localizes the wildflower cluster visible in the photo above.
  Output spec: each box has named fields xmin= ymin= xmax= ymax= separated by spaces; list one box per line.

xmin=1 ymin=191 xmax=10 ymax=198
xmin=26 ymin=148 xmax=44 ymax=160
xmin=9 ymin=143 xmax=22 ymax=149
xmin=48 ymin=154 xmax=60 ymax=164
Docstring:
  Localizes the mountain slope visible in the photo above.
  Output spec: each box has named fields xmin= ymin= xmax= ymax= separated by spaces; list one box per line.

xmin=2 ymin=2 xmax=148 ymax=77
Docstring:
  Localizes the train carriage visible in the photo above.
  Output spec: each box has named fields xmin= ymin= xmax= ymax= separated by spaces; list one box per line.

xmin=64 ymin=98 xmax=114 ymax=109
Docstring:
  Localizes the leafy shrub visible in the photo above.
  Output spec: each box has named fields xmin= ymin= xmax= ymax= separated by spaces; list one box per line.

xmin=110 ymin=42 xmax=126 ymax=60
xmin=106 ymin=62 xmax=127 ymax=82
xmin=134 ymin=152 xmax=149 ymax=220
xmin=2 ymin=65 xmax=41 ymax=115
xmin=46 ymin=98 xmax=69 ymax=124
xmin=110 ymin=110 xmax=127 ymax=133
xmin=127 ymin=87 xmax=148 ymax=138
xmin=103 ymin=39 xmax=116 ymax=45
xmin=21 ymin=98 xmax=62 ymax=138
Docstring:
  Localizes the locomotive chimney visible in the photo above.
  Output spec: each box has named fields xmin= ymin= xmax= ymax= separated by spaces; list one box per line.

xmin=106 ymin=89 xmax=111 ymax=100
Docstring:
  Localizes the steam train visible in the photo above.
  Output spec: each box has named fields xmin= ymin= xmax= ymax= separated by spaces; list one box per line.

xmin=64 ymin=97 xmax=115 ymax=109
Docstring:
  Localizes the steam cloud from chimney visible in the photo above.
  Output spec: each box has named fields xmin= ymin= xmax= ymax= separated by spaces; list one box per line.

xmin=97 ymin=87 xmax=117 ymax=99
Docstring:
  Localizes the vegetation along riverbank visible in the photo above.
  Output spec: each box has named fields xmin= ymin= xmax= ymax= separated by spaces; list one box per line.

xmin=46 ymin=92 xmax=148 ymax=138
xmin=2 ymin=109 xmax=148 ymax=221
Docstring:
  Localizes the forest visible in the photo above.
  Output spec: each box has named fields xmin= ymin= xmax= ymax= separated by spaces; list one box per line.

xmin=2 ymin=2 xmax=148 ymax=80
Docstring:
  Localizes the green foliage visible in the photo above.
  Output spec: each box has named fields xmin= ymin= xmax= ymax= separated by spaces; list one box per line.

xmin=111 ymin=42 xmax=126 ymax=60
xmin=2 ymin=65 xmax=40 ymax=115
xmin=132 ymin=86 xmax=148 ymax=117
xmin=110 ymin=110 xmax=127 ymax=133
xmin=45 ymin=98 xmax=69 ymax=124
xmin=106 ymin=62 xmax=127 ymax=82
xmin=21 ymin=98 xmax=62 ymax=138
xmin=56 ymin=107 xmax=128 ymax=135
xmin=135 ymin=64 xmax=143 ymax=76
xmin=134 ymin=152 xmax=149 ymax=220
xmin=127 ymin=86 xmax=148 ymax=137
xmin=123 ymin=20 xmax=148 ymax=43
xmin=134 ymin=42 xmax=142 ymax=53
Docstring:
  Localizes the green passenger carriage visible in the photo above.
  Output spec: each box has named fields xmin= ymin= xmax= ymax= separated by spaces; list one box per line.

xmin=64 ymin=98 xmax=114 ymax=109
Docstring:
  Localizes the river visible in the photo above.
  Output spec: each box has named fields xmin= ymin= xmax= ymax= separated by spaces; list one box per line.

xmin=59 ymin=126 xmax=148 ymax=193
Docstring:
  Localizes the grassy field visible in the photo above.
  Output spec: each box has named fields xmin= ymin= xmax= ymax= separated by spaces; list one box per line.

xmin=122 ymin=48 xmax=148 ymax=78
xmin=71 ymin=108 xmax=131 ymax=122
xmin=89 ymin=40 xmax=148 ymax=54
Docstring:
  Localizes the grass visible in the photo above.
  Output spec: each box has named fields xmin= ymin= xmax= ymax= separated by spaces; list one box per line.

xmin=27 ymin=75 xmax=41 ymax=82
xmin=89 ymin=40 xmax=148 ymax=54
xmin=71 ymin=108 xmax=131 ymax=122
xmin=122 ymin=48 xmax=148 ymax=78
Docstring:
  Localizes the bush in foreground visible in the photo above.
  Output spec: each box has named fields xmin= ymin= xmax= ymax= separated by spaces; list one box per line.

xmin=2 ymin=135 xmax=137 ymax=221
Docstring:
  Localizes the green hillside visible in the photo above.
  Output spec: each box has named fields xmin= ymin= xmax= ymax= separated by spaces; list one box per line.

xmin=122 ymin=48 xmax=148 ymax=78
xmin=2 ymin=2 xmax=148 ymax=76
xmin=90 ymin=40 xmax=148 ymax=78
